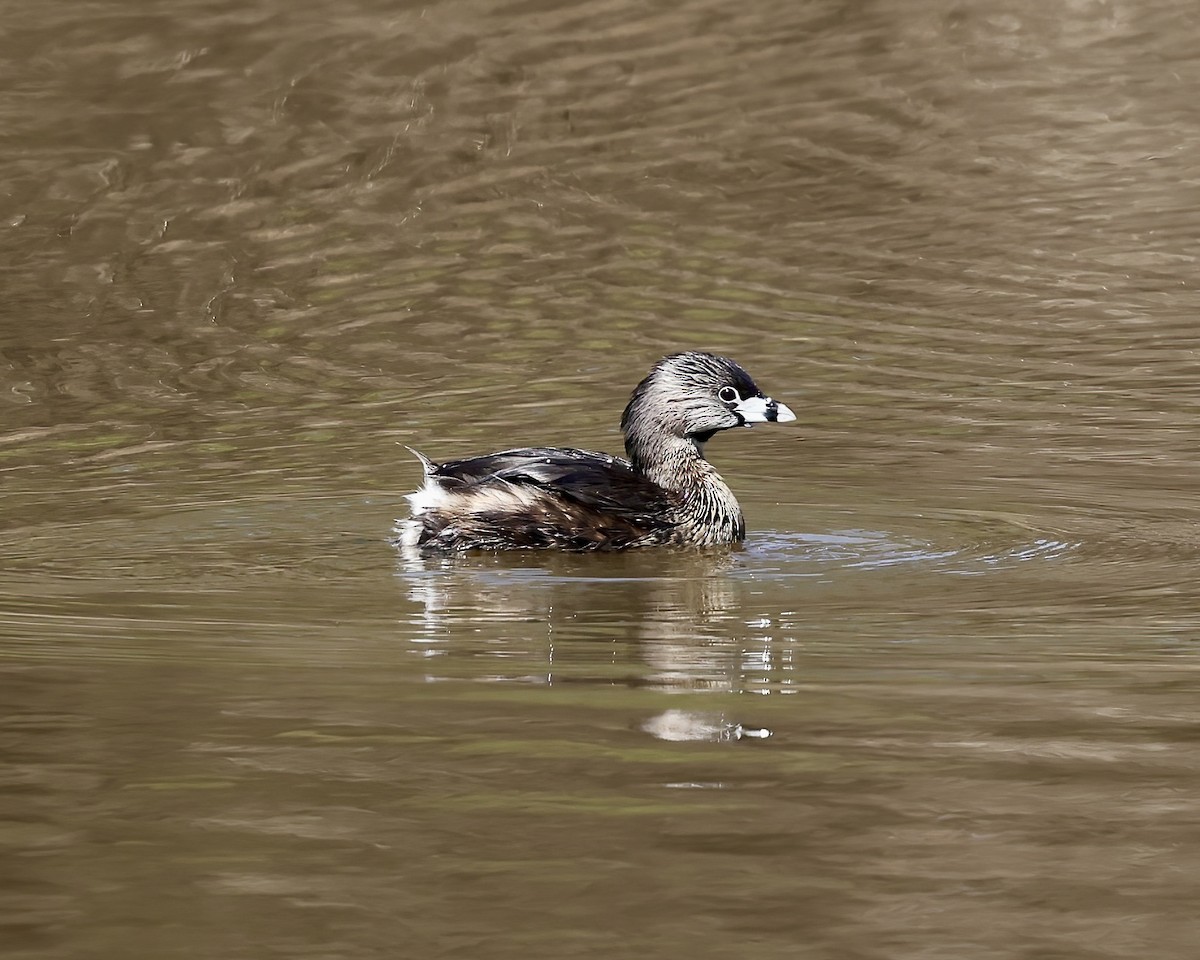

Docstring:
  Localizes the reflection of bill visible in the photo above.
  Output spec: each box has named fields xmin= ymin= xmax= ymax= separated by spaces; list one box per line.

xmin=642 ymin=709 xmax=771 ymax=743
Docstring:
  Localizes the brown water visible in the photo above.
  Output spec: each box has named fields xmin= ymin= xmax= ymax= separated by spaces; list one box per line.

xmin=3 ymin=0 xmax=1199 ymax=957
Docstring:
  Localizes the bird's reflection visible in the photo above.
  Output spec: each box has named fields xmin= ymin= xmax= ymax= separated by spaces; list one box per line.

xmin=394 ymin=548 xmax=795 ymax=708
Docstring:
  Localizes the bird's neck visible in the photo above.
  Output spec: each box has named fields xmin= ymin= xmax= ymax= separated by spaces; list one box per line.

xmin=625 ymin=431 xmax=745 ymax=543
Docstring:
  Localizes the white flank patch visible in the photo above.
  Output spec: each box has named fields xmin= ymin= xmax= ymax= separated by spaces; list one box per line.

xmin=403 ymin=474 xmax=548 ymax=521
xmin=405 ymin=477 xmax=451 ymax=517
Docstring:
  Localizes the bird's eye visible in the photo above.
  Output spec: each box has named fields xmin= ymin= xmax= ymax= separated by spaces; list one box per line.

xmin=718 ymin=386 xmax=740 ymax=404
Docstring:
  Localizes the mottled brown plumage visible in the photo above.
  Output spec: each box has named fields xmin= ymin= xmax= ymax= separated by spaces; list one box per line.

xmin=394 ymin=352 xmax=794 ymax=553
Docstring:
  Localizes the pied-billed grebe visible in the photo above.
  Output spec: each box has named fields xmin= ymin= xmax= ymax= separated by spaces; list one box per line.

xmin=395 ymin=352 xmax=795 ymax=552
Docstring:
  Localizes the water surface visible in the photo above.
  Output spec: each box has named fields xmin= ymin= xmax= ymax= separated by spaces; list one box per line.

xmin=2 ymin=1 xmax=1199 ymax=958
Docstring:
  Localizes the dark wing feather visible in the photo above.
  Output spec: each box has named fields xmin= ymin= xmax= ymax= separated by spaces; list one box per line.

xmin=419 ymin=447 xmax=679 ymax=551
xmin=433 ymin=447 xmax=674 ymax=521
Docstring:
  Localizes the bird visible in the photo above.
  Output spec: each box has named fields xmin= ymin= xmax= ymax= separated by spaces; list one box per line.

xmin=394 ymin=351 xmax=795 ymax=553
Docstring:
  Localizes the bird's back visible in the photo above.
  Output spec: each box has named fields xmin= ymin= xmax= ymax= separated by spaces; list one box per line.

xmin=397 ymin=447 xmax=679 ymax=552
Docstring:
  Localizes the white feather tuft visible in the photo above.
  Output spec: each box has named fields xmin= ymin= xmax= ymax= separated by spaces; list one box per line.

xmin=405 ymin=477 xmax=451 ymax=516
xmin=401 ymin=446 xmax=452 ymax=518
xmin=393 ymin=518 xmax=424 ymax=550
